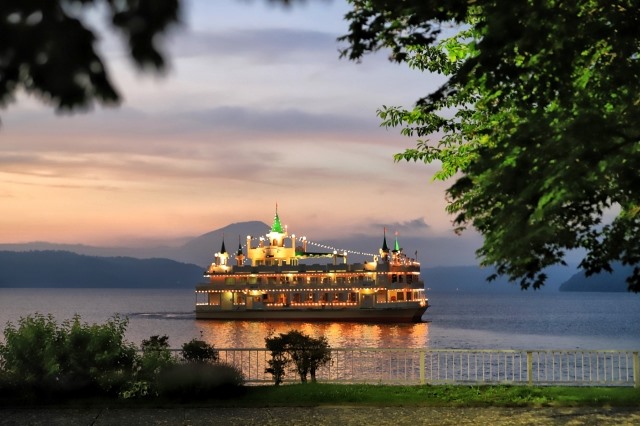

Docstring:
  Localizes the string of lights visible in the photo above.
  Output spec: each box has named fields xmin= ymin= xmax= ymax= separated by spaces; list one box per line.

xmin=225 ymin=234 xmax=378 ymax=258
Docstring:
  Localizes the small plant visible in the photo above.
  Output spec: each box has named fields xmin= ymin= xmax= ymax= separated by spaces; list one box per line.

xmin=141 ymin=335 xmax=170 ymax=351
xmin=138 ymin=334 xmax=176 ymax=383
xmin=265 ymin=330 xmax=331 ymax=385
xmin=181 ymin=338 xmax=219 ymax=364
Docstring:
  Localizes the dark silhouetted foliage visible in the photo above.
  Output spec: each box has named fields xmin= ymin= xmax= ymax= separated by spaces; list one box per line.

xmin=0 ymin=0 xmax=179 ymax=115
xmin=181 ymin=338 xmax=219 ymax=364
xmin=265 ymin=330 xmax=331 ymax=384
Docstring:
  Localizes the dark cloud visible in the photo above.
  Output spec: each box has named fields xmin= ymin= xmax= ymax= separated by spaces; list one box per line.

xmin=184 ymin=105 xmax=378 ymax=134
xmin=371 ymin=217 xmax=431 ymax=233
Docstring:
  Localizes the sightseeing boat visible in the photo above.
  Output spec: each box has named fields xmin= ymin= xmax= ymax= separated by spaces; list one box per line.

xmin=195 ymin=208 xmax=428 ymax=322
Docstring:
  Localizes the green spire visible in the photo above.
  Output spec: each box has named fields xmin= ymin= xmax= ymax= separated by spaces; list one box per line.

xmin=381 ymin=228 xmax=389 ymax=252
xmin=271 ymin=204 xmax=284 ymax=233
xmin=394 ymin=233 xmax=400 ymax=252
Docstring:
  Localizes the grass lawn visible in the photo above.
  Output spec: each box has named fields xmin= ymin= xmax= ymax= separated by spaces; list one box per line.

xmin=219 ymin=384 xmax=640 ymax=408
xmin=2 ymin=384 xmax=639 ymax=408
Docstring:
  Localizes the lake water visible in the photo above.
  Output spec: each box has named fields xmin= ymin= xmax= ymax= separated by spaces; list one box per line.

xmin=0 ymin=288 xmax=639 ymax=350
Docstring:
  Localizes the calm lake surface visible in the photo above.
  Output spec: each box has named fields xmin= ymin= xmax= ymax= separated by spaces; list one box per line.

xmin=0 ymin=288 xmax=639 ymax=350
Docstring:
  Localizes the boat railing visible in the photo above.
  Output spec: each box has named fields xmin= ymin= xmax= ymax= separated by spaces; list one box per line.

xmin=163 ymin=348 xmax=640 ymax=387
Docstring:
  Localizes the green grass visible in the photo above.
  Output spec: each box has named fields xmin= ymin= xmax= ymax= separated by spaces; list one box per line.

xmin=231 ymin=384 xmax=640 ymax=408
xmin=2 ymin=383 xmax=639 ymax=408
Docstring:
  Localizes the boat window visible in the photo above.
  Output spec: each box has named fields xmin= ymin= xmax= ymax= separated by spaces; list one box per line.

xmin=407 ymin=274 xmax=413 ymax=284
xmin=391 ymin=274 xmax=397 ymax=283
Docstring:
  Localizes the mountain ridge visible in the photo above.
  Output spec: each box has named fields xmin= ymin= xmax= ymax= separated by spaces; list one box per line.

xmin=1 ymin=220 xmax=630 ymax=292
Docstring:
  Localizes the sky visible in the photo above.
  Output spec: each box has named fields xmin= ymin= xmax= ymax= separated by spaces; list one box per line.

xmin=0 ymin=0 xmax=483 ymax=264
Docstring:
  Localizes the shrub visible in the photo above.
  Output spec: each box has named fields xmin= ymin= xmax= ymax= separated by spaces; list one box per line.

xmin=57 ymin=315 xmax=137 ymax=395
xmin=265 ymin=330 xmax=331 ymax=385
xmin=136 ymin=334 xmax=177 ymax=393
xmin=0 ymin=313 xmax=61 ymax=393
xmin=0 ymin=313 xmax=137 ymax=397
xmin=156 ymin=363 xmax=244 ymax=399
xmin=181 ymin=338 xmax=219 ymax=364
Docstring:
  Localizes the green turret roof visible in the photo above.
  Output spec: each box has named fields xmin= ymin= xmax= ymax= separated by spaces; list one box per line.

xmin=271 ymin=205 xmax=284 ymax=233
xmin=394 ymin=235 xmax=400 ymax=252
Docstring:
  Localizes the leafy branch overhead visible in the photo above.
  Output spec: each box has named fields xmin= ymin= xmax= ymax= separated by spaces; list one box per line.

xmin=0 ymin=0 xmax=179 ymax=112
xmin=339 ymin=0 xmax=640 ymax=291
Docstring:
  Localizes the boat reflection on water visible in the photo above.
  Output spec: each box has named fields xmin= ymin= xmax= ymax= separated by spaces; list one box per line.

xmin=194 ymin=319 xmax=431 ymax=349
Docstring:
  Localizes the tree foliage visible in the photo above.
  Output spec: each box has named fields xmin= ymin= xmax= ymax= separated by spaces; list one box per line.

xmin=181 ymin=338 xmax=219 ymax=364
xmin=265 ymin=330 xmax=331 ymax=385
xmin=339 ymin=0 xmax=640 ymax=291
xmin=0 ymin=313 xmax=137 ymax=396
xmin=0 ymin=0 xmax=179 ymax=113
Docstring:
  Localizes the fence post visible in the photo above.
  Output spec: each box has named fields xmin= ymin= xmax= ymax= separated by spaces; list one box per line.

xmin=634 ymin=352 xmax=639 ymax=388
xmin=420 ymin=351 xmax=426 ymax=384
xmin=527 ymin=351 xmax=533 ymax=386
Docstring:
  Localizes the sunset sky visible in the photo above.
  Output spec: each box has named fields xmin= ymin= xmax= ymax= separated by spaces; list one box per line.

xmin=0 ymin=0 xmax=481 ymax=263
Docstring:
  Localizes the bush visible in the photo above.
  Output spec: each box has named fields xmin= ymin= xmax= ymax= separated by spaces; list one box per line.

xmin=181 ymin=338 xmax=219 ymax=364
xmin=265 ymin=330 xmax=331 ymax=385
xmin=156 ymin=363 xmax=244 ymax=399
xmin=0 ymin=314 xmax=137 ymax=398
xmin=137 ymin=334 xmax=177 ymax=385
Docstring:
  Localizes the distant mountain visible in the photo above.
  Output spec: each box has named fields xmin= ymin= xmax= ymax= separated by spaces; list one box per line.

xmin=422 ymin=264 xmax=575 ymax=293
xmin=0 ymin=221 xmax=271 ymax=268
xmin=0 ymin=249 xmax=581 ymax=292
xmin=559 ymin=265 xmax=635 ymax=292
xmin=0 ymin=251 xmax=203 ymax=288
xmin=175 ymin=221 xmax=270 ymax=267
xmin=0 ymin=220 xmax=485 ymax=268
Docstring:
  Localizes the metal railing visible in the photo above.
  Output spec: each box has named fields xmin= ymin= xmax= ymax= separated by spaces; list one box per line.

xmin=201 ymin=348 xmax=639 ymax=387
